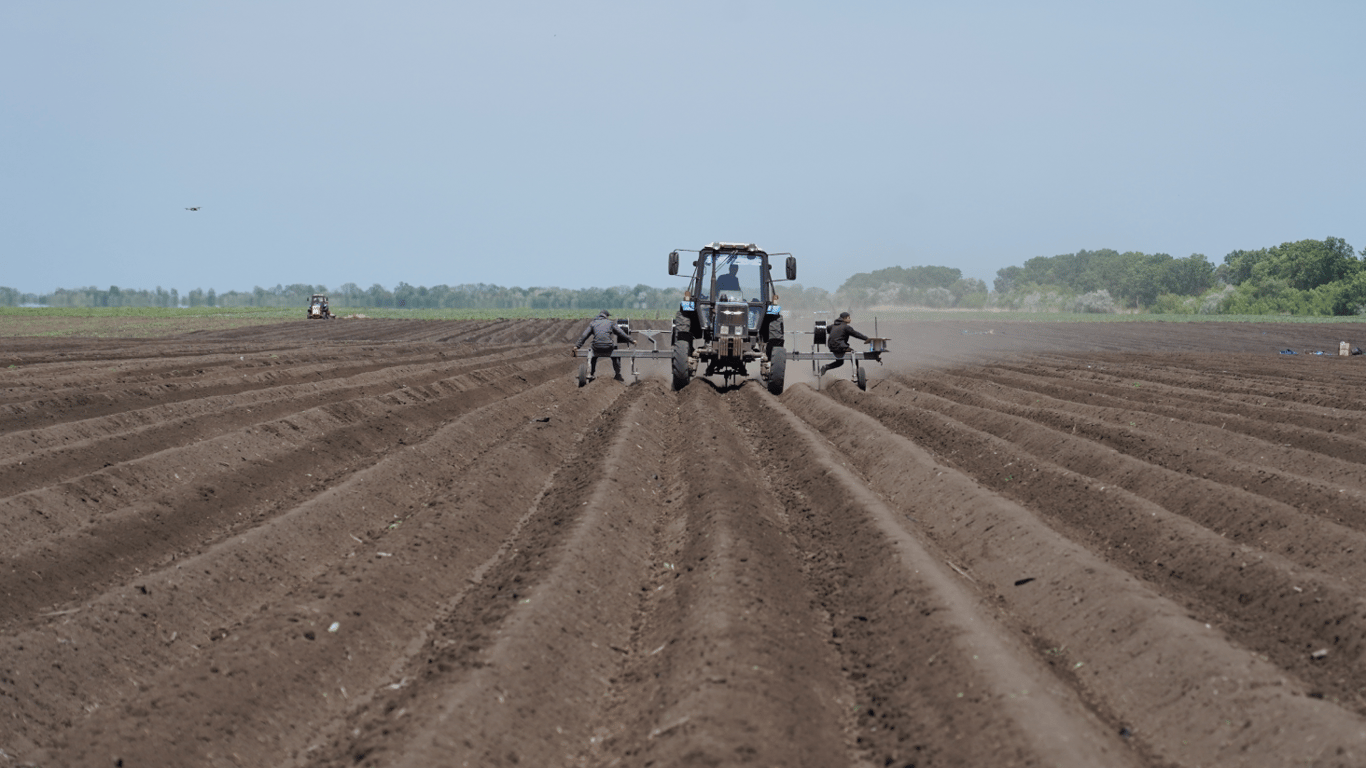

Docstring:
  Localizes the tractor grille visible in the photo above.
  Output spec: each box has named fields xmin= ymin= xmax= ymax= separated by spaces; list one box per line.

xmin=715 ymin=303 xmax=748 ymax=357
xmin=717 ymin=306 xmax=746 ymax=335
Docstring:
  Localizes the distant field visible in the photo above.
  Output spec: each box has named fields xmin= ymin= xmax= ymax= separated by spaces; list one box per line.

xmin=0 ymin=306 xmax=665 ymax=338
xmin=857 ymin=307 xmax=1366 ymax=324
xmin=1 ymin=305 xmax=1362 ymax=339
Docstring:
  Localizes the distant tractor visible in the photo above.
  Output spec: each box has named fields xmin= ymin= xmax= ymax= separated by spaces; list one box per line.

xmin=307 ymin=294 xmax=331 ymax=320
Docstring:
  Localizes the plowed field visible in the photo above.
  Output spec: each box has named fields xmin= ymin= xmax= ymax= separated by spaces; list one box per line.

xmin=3 ymin=317 xmax=1365 ymax=767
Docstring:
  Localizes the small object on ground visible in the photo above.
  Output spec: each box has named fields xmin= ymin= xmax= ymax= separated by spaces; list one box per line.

xmin=1311 ymin=648 xmax=1329 ymax=660
xmin=328 ymin=622 xmax=340 ymax=633
xmin=533 ymin=416 xmax=550 ymax=423
xmin=1279 ymin=349 xmax=1296 ymax=355
xmin=1353 ymin=347 xmax=1363 ymax=356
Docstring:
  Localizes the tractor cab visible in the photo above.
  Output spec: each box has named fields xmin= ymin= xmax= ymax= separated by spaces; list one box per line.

xmin=670 ymin=243 xmax=795 ymax=345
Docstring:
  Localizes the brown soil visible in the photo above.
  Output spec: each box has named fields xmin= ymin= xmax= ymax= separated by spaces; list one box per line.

xmin=2 ymin=317 xmax=1365 ymax=767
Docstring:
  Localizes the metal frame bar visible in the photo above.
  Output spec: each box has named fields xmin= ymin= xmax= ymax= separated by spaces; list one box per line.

xmin=574 ymin=330 xmax=889 ymax=379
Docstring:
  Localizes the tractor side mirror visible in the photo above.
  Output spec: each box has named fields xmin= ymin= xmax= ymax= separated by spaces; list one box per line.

xmin=785 ymin=256 xmax=797 ymax=281
xmin=668 ymin=251 xmax=679 ymax=276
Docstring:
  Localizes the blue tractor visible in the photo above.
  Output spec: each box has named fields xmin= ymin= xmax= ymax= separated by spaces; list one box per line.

xmin=668 ymin=242 xmax=793 ymax=393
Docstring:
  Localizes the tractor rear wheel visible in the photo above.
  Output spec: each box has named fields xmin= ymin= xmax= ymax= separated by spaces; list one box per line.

xmin=767 ymin=347 xmax=786 ymax=395
xmin=672 ymin=341 xmax=690 ymax=391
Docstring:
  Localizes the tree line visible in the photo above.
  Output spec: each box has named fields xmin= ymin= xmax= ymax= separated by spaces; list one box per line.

xmin=0 ymin=281 xmax=842 ymax=312
xmin=836 ymin=265 xmax=989 ymax=309
xmin=6 ymin=236 xmax=1362 ymax=315
xmin=834 ymin=236 xmax=1364 ymax=315
xmin=989 ymin=237 xmax=1364 ymax=315
xmin=991 ymin=250 xmax=1217 ymax=311
xmin=1215 ymin=237 xmax=1366 ymax=315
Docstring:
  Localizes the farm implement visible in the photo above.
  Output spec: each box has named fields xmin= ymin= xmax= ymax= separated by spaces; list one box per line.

xmin=575 ymin=242 xmax=888 ymax=391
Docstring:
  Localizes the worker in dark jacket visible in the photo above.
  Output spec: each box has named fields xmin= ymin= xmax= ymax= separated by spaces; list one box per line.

xmin=575 ymin=309 xmax=634 ymax=381
xmin=820 ymin=311 xmax=869 ymax=375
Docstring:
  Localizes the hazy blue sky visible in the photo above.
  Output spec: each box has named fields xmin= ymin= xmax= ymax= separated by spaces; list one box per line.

xmin=3 ymin=1 xmax=1363 ymax=295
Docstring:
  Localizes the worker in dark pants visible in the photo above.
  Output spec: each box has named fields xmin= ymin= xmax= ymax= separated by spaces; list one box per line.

xmin=574 ymin=309 xmax=634 ymax=381
xmin=820 ymin=311 xmax=869 ymax=375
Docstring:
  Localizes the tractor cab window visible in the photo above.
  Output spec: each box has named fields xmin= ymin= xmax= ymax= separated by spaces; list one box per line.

xmin=706 ymin=253 xmax=765 ymax=303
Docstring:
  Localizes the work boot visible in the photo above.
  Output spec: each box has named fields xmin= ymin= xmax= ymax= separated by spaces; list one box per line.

xmin=818 ymin=364 xmax=829 ymax=375
xmin=613 ymin=374 xmax=625 ymax=382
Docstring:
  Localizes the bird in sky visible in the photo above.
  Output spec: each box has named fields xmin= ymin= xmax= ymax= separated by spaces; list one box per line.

xmin=185 ymin=206 xmax=201 ymax=211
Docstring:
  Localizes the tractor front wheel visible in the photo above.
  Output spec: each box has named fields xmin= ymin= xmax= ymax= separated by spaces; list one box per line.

xmin=672 ymin=341 xmax=690 ymax=391
xmin=767 ymin=347 xmax=786 ymax=395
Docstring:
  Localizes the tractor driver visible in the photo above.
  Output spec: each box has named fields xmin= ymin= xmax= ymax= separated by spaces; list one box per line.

xmin=715 ymin=263 xmax=742 ymax=296
xmin=819 ymin=311 xmax=869 ymax=376
xmin=574 ymin=309 xmax=634 ymax=382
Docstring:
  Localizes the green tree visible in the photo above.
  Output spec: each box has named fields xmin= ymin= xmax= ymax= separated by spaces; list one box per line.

xmin=839 ymin=265 xmax=962 ymax=293
xmin=1168 ymin=254 xmax=1215 ymax=296
xmin=1224 ymin=237 xmax=1360 ymax=291
xmin=1327 ymin=271 xmax=1366 ymax=315
xmin=993 ymin=265 xmax=1024 ymax=294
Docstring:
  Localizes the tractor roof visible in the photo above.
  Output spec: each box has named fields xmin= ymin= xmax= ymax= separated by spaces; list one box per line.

xmin=704 ymin=242 xmax=764 ymax=253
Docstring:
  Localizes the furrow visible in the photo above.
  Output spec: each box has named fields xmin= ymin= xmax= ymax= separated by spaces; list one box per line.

xmin=0 ymin=343 xmax=512 ymax=433
xmin=575 ymin=383 xmax=854 ymax=768
xmin=0 ymin=355 xmax=571 ymax=625
xmin=788 ymin=382 xmax=1366 ymax=767
xmin=744 ymin=384 xmax=1140 ymax=768
xmin=327 ymin=381 xmax=674 ymax=768
xmin=0 ymin=347 xmax=548 ymax=497
xmin=977 ymin=360 xmax=1366 ymax=455
xmin=10 ymin=369 xmax=617 ymax=767
xmin=825 ymin=380 xmax=1366 ymax=713
xmin=911 ymin=369 xmax=1366 ymax=528
xmin=882 ymin=372 xmax=1366 ymax=553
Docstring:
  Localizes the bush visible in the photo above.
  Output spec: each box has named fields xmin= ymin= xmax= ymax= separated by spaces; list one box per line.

xmin=1199 ymin=285 xmax=1236 ymax=314
xmin=955 ymin=289 xmax=988 ymax=309
xmin=1326 ymin=272 xmax=1366 ymax=316
xmin=920 ymin=286 xmax=955 ymax=309
xmin=1070 ymin=289 xmax=1117 ymax=314
xmin=1219 ymin=280 xmax=1333 ymax=315
xmin=1015 ymin=290 xmax=1067 ymax=312
xmin=1150 ymin=293 xmax=1197 ymax=314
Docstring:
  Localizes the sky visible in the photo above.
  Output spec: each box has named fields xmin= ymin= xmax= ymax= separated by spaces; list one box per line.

xmin=3 ymin=0 xmax=1364 ymax=296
